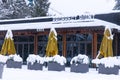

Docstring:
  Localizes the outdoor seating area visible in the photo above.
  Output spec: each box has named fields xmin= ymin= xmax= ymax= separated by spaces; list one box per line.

xmin=0 ymin=24 xmax=120 ymax=80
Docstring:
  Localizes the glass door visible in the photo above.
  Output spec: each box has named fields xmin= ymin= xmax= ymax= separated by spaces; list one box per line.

xmin=17 ymin=44 xmax=29 ymax=64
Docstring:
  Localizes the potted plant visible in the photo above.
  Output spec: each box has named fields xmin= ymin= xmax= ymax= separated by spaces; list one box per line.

xmin=27 ymin=54 xmax=44 ymax=70
xmin=0 ymin=55 xmax=8 ymax=79
xmin=70 ymin=54 xmax=89 ymax=73
xmin=92 ymin=57 xmax=120 ymax=75
xmin=6 ymin=54 xmax=23 ymax=69
xmin=46 ymin=55 xmax=66 ymax=71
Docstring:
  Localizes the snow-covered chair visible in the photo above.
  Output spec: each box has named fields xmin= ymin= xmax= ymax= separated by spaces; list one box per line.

xmin=70 ymin=54 xmax=89 ymax=73
xmin=92 ymin=57 xmax=120 ymax=75
xmin=46 ymin=55 xmax=66 ymax=71
xmin=6 ymin=54 xmax=23 ymax=69
xmin=27 ymin=54 xmax=44 ymax=70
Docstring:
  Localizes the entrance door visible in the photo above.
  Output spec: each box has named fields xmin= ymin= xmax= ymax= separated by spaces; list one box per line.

xmin=17 ymin=44 xmax=29 ymax=64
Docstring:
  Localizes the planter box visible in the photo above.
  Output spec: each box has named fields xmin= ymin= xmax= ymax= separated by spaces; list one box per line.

xmin=98 ymin=64 xmax=119 ymax=75
xmin=6 ymin=59 xmax=22 ymax=69
xmin=0 ymin=62 xmax=4 ymax=79
xmin=27 ymin=62 xmax=43 ymax=70
xmin=70 ymin=64 xmax=89 ymax=73
xmin=48 ymin=62 xmax=65 ymax=71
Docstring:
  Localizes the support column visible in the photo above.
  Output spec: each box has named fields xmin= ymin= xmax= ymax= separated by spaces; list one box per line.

xmin=34 ymin=34 xmax=38 ymax=55
xmin=63 ymin=33 xmax=66 ymax=57
xmin=92 ymin=33 xmax=97 ymax=59
xmin=114 ymin=34 xmax=118 ymax=56
xmin=92 ymin=33 xmax=97 ymax=67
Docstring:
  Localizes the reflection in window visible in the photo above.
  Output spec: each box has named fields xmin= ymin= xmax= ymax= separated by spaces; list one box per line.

xmin=14 ymin=36 xmax=34 ymax=62
xmin=38 ymin=35 xmax=48 ymax=42
xmin=38 ymin=43 xmax=47 ymax=57
xmin=58 ymin=35 xmax=63 ymax=41
xmin=14 ymin=36 xmax=34 ymax=42
xmin=97 ymin=34 xmax=103 ymax=52
xmin=67 ymin=35 xmax=76 ymax=41
xmin=66 ymin=43 xmax=79 ymax=57
xmin=29 ymin=44 xmax=34 ymax=54
xmin=97 ymin=34 xmax=103 ymax=42
xmin=66 ymin=33 xmax=92 ymax=59
xmin=67 ymin=34 xmax=92 ymax=41
xmin=0 ymin=37 xmax=4 ymax=50
xmin=80 ymin=43 xmax=85 ymax=54
xmin=86 ymin=34 xmax=92 ymax=41
xmin=38 ymin=35 xmax=48 ymax=57
xmin=87 ymin=43 xmax=92 ymax=58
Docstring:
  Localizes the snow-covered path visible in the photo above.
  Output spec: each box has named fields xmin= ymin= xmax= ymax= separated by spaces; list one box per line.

xmin=1 ymin=65 xmax=120 ymax=80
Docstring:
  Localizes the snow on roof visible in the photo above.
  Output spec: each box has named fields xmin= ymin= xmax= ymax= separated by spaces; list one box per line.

xmin=94 ymin=10 xmax=120 ymax=15
xmin=0 ymin=16 xmax=120 ymax=31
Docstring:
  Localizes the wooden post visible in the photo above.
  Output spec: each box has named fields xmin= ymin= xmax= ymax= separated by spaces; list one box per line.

xmin=92 ymin=33 xmax=97 ymax=59
xmin=34 ymin=34 xmax=38 ymax=55
xmin=114 ymin=34 xmax=118 ymax=56
xmin=63 ymin=33 xmax=66 ymax=57
xmin=92 ymin=33 xmax=97 ymax=68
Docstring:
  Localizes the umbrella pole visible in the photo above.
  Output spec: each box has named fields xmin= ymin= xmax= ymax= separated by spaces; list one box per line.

xmin=96 ymin=52 xmax=100 ymax=59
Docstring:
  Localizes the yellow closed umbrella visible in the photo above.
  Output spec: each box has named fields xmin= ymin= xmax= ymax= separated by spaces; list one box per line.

xmin=97 ymin=27 xmax=113 ymax=58
xmin=0 ymin=29 xmax=16 ymax=55
xmin=46 ymin=28 xmax=58 ymax=57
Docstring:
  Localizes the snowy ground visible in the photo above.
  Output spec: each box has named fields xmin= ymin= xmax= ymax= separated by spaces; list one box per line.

xmin=0 ymin=65 xmax=120 ymax=80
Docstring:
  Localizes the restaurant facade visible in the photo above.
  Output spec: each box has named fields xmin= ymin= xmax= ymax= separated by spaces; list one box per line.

xmin=0 ymin=12 xmax=120 ymax=66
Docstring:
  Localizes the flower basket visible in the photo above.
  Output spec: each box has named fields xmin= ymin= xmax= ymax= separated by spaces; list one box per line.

xmin=0 ymin=55 xmax=8 ymax=79
xmin=98 ymin=64 xmax=119 ymax=75
xmin=27 ymin=54 xmax=44 ymax=70
xmin=46 ymin=55 xmax=66 ymax=71
xmin=48 ymin=62 xmax=65 ymax=71
xmin=71 ymin=63 xmax=89 ymax=73
xmin=70 ymin=54 xmax=89 ymax=73
xmin=6 ymin=54 xmax=23 ymax=69
xmin=92 ymin=57 xmax=120 ymax=75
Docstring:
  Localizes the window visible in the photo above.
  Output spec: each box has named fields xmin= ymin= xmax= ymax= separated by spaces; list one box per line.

xmin=66 ymin=33 xmax=92 ymax=58
xmin=38 ymin=35 xmax=48 ymax=57
xmin=14 ymin=36 xmax=34 ymax=62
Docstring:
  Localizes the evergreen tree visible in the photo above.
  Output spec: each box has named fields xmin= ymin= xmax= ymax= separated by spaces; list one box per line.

xmin=0 ymin=0 xmax=31 ymax=19
xmin=32 ymin=0 xmax=50 ymax=17
xmin=113 ymin=0 xmax=120 ymax=10
xmin=0 ymin=0 xmax=50 ymax=19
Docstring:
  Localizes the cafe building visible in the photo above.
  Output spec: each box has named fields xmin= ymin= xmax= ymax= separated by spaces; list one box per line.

xmin=0 ymin=12 xmax=120 ymax=66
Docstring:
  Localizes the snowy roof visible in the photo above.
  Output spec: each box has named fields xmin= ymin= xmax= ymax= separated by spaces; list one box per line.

xmin=0 ymin=15 xmax=120 ymax=31
xmin=94 ymin=10 xmax=120 ymax=15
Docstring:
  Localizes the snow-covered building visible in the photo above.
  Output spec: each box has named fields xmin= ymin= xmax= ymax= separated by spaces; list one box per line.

xmin=0 ymin=11 xmax=120 ymax=66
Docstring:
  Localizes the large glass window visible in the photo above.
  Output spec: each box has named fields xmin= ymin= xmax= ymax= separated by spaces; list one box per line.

xmin=14 ymin=36 xmax=34 ymax=63
xmin=97 ymin=34 xmax=103 ymax=52
xmin=66 ymin=33 xmax=92 ymax=58
xmin=0 ymin=37 xmax=4 ymax=50
xmin=38 ymin=35 xmax=48 ymax=57
xmin=57 ymin=35 xmax=63 ymax=56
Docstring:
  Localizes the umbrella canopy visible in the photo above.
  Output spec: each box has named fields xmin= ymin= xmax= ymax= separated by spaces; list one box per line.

xmin=97 ymin=27 xmax=113 ymax=58
xmin=46 ymin=28 xmax=58 ymax=57
xmin=0 ymin=29 xmax=16 ymax=55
